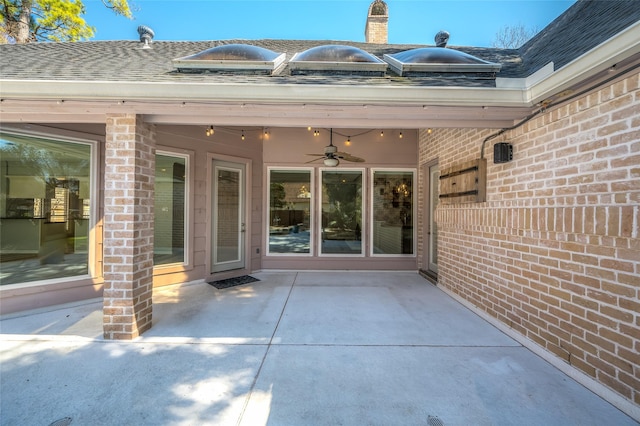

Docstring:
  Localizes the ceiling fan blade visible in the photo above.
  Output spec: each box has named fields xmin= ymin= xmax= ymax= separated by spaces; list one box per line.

xmin=305 ymin=157 xmax=324 ymax=163
xmin=306 ymin=153 xmax=325 ymax=156
xmin=337 ymin=152 xmax=365 ymax=162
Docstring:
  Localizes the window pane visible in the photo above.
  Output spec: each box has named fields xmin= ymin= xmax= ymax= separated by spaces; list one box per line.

xmin=215 ymin=167 xmax=240 ymax=263
xmin=0 ymin=133 xmax=91 ymax=285
xmin=268 ymin=170 xmax=312 ymax=254
xmin=154 ymin=154 xmax=186 ymax=265
xmin=321 ymin=170 xmax=362 ymax=255
xmin=372 ymin=171 xmax=413 ymax=255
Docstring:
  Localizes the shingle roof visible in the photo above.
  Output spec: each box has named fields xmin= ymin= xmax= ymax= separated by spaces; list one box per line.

xmin=519 ymin=0 xmax=640 ymax=75
xmin=0 ymin=39 xmax=519 ymax=88
xmin=0 ymin=0 xmax=637 ymax=89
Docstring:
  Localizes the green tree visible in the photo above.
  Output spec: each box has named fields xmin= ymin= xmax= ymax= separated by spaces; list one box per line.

xmin=270 ymin=182 xmax=286 ymax=209
xmin=1 ymin=0 xmax=132 ymax=44
xmin=324 ymin=177 xmax=361 ymax=232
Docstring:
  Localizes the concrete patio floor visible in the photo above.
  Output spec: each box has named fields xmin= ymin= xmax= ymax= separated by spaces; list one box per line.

xmin=1 ymin=271 xmax=637 ymax=425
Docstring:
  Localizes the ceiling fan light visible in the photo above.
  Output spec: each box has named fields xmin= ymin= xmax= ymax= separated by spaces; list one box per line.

xmin=324 ymin=157 xmax=339 ymax=167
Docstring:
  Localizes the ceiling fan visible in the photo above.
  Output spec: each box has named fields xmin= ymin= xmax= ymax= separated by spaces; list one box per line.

xmin=306 ymin=129 xmax=365 ymax=167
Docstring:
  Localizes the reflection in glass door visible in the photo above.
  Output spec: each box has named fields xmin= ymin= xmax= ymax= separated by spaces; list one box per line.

xmin=268 ymin=169 xmax=312 ymax=255
xmin=212 ymin=160 xmax=245 ymax=273
xmin=428 ymin=164 xmax=439 ymax=273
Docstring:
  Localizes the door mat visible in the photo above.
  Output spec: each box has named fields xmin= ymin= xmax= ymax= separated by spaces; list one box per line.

xmin=207 ymin=275 xmax=260 ymax=289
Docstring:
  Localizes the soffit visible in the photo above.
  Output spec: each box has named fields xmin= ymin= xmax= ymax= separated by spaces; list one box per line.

xmin=0 ymin=96 xmax=533 ymax=129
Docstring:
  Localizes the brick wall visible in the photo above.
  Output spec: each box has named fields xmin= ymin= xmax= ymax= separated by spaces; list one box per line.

xmin=103 ymin=114 xmax=156 ymax=339
xmin=365 ymin=0 xmax=388 ymax=45
xmin=419 ymin=72 xmax=639 ymax=405
xmin=365 ymin=17 xmax=388 ymax=44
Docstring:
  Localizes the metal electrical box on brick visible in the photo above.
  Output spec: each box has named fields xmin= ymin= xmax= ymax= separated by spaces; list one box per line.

xmin=494 ymin=142 xmax=513 ymax=163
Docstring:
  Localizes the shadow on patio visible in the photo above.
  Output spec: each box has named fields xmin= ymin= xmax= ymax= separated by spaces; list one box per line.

xmin=1 ymin=271 xmax=637 ymax=425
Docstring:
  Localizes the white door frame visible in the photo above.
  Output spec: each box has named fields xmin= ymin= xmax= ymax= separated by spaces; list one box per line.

xmin=427 ymin=162 xmax=439 ymax=274
xmin=207 ymin=154 xmax=252 ymax=278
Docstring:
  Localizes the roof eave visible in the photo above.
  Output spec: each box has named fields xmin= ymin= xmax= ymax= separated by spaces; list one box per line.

xmin=496 ymin=20 xmax=640 ymax=104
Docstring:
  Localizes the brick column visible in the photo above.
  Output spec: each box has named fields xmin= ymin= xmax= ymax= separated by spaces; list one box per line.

xmin=103 ymin=114 xmax=156 ymax=340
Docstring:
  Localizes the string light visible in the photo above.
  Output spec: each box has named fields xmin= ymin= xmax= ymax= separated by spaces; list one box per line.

xmin=427 ymin=128 xmax=432 ymax=134
xmin=205 ymin=125 xmax=214 ymax=136
xmin=399 ymin=131 xmax=403 ymax=139
xmin=380 ymin=130 xmax=384 ymax=137
xmin=307 ymin=126 xmax=312 ymax=131
xmin=241 ymin=130 xmax=245 ymax=141
xmin=345 ymin=136 xmax=351 ymax=146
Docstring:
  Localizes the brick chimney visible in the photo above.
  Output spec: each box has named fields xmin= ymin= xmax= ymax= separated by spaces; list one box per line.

xmin=365 ymin=0 xmax=388 ymax=44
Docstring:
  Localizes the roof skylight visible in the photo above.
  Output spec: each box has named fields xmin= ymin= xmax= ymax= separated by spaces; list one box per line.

xmin=173 ymin=44 xmax=285 ymax=73
xmin=289 ymin=44 xmax=387 ymax=75
xmin=384 ymin=47 xmax=501 ymax=75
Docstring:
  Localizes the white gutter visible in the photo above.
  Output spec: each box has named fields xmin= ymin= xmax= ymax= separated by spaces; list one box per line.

xmin=0 ymin=79 xmax=528 ymax=108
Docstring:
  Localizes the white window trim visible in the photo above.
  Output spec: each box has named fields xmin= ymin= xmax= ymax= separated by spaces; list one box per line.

xmin=369 ymin=168 xmax=417 ymax=257
xmin=266 ymin=166 xmax=315 ymax=257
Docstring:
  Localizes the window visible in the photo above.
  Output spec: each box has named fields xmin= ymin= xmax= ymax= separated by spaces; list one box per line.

xmin=371 ymin=170 xmax=414 ymax=255
xmin=320 ymin=169 xmax=363 ymax=255
xmin=0 ymin=132 xmax=93 ymax=285
xmin=154 ymin=152 xmax=187 ymax=266
xmin=267 ymin=168 xmax=312 ymax=255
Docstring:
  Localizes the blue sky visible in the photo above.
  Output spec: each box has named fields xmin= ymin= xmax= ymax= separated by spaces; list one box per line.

xmin=85 ymin=0 xmax=576 ymax=47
